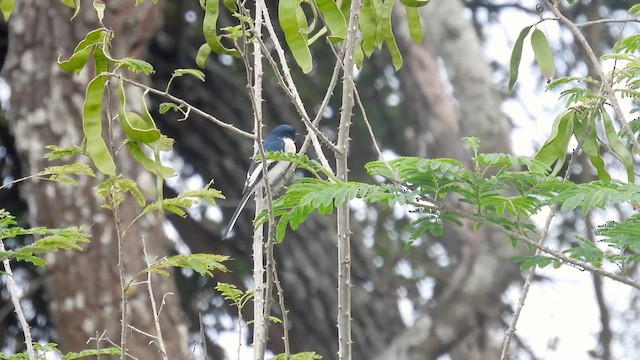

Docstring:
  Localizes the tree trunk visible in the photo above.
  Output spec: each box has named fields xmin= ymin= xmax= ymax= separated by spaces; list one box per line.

xmin=2 ymin=2 xmax=188 ymax=358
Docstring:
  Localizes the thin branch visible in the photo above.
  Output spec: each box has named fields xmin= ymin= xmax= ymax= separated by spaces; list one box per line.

xmin=272 ymin=259 xmax=291 ymax=358
xmin=576 ymin=18 xmax=640 ymax=28
xmin=543 ymin=0 xmax=640 ymax=155
xmin=142 ymin=238 xmax=168 ymax=360
xmin=336 ymin=0 xmax=363 ymax=359
xmin=110 ymin=192 xmax=128 ymax=360
xmin=501 ymin=123 xmax=591 ymax=359
xmin=103 ymin=72 xmax=254 ymax=140
xmin=0 ymin=242 xmax=35 ymax=360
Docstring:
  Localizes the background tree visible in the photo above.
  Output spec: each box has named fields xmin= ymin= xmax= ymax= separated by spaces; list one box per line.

xmin=0 ymin=1 xmax=189 ymax=358
xmin=0 ymin=0 xmax=638 ymax=359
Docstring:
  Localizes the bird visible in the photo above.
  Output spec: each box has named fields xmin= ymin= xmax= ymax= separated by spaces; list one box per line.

xmin=222 ymin=124 xmax=297 ymax=239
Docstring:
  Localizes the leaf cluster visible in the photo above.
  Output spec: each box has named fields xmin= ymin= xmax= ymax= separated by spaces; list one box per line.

xmin=0 ymin=210 xmax=91 ymax=267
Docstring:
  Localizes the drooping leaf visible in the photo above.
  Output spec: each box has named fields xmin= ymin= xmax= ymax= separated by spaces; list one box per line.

xmin=196 ymin=43 xmax=212 ymax=68
xmin=600 ymin=108 xmax=634 ymax=183
xmin=172 ymin=68 xmax=206 ymax=81
xmin=315 ymin=0 xmax=347 ymax=41
xmin=203 ymin=0 xmax=240 ymax=57
xmin=399 ymin=0 xmax=429 ymax=7
xmin=508 ymin=25 xmax=532 ymax=93
xmin=83 ymin=75 xmax=116 ymax=176
xmin=380 ymin=0 xmax=402 ymax=70
xmin=279 ymin=0 xmax=313 ymax=73
xmin=359 ymin=0 xmax=378 ymax=57
xmin=404 ymin=5 xmax=423 ymax=43
xmin=126 ymin=141 xmax=176 ymax=178
xmin=573 ymin=113 xmax=610 ymax=182
xmin=117 ymin=79 xmax=161 ymax=143
xmin=530 ymin=28 xmax=555 ymax=81
xmin=0 ymin=0 xmax=14 ymax=22
xmin=532 ymin=111 xmax=575 ymax=176
xmin=58 ymin=28 xmax=107 ymax=74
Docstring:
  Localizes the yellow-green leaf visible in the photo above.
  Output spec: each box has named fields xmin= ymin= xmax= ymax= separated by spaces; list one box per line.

xmin=279 ymin=0 xmax=313 ymax=73
xmin=203 ymin=0 xmax=240 ymax=57
xmin=0 ymin=0 xmax=14 ymax=22
xmin=83 ymin=76 xmax=116 ymax=176
xmin=508 ymin=25 xmax=532 ymax=93
xmin=172 ymin=68 xmax=206 ymax=81
xmin=196 ymin=43 xmax=212 ymax=68
xmin=530 ymin=28 xmax=555 ymax=81
xmin=404 ymin=5 xmax=423 ymax=43
xmin=399 ymin=0 xmax=429 ymax=7
xmin=359 ymin=0 xmax=377 ymax=57
xmin=532 ymin=110 xmax=575 ymax=176
xmin=380 ymin=0 xmax=402 ymax=70
xmin=117 ymin=79 xmax=161 ymax=143
xmin=127 ymin=142 xmax=176 ymax=178
xmin=316 ymin=0 xmax=347 ymax=40
xmin=58 ymin=28 xmax=107 ymax=74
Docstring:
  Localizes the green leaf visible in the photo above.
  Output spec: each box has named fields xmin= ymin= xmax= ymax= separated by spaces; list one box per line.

xmin=629 ymin=3 xmax=640 ymax=17
xmin=600 ymin=109 xmax=634 ymax=182
xmin=530 ymin=28 xmax=555 ymax=81
xmin=279 ymin=0 xmax=313 ymax=73
xmin=58 ymin=28 xmax=107 ymax=74
xmin=147 ymin=254 xmax=229 ymax=278
xmin=203 ymin=0 xmax=240 ymax=57
xmin=270 ymin=352 xmax=322 ymax=360
xmin=172 ymin=68 xmax=206 ymax=81
xmin=512 ymin=255 xmax=559 ymax=270
xmin=573 ymin=114 xmax=610 ymax=182
xmin=404 ymin=6 xmax=423 ymax=43
xmin=359 ymin=0 xmax=378 ymax=57
xmin=83 ymin=76 xmax=116 ymax=176
xmin=380 ymin=0 xmax=403 ymax=70
xmin=508 ymin=25 xmax=532 ymax=93
xmin=0 ymin=0 xmax=14 ymax=22
xmin=399 ymin=0 xmax=429 ymax=7
xmin=196 ymin=43 xmax=212 ymax=68
xmin=117 ymin=58 xmax=155 ymax=74
xmin=533 ymin=111 xmax=575 ymax=176
xmin=62 ymin=347 xmax=121 ymax=360
xmin=159 ymin=102 xmax=182 ymax=114
xmin=315 ymin=0 xmax=347 ymax=40
xmin=60 ymin=0 xmax=76 ymax=8
xmin=44 ymin=145 xmax=84 ymax=161
xmin=127 ymin=141 xmax=176 ymax=178
xmin=117 ymin=79 xmax=161 ymax=143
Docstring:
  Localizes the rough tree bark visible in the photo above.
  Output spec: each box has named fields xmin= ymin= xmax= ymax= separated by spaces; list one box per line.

xmin=2 ymin=2 xmax=188 ymax=357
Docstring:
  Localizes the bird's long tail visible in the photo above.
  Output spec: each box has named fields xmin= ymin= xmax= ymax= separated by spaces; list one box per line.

xmin=221 ymin=188 xmax=254 ymax=239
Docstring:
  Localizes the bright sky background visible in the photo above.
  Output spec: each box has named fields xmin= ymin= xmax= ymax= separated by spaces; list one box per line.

xmin=481 ymin=1 xmax=640 ymax=359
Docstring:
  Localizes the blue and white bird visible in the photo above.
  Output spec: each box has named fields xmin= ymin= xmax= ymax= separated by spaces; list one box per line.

xmin=222 ymin=124 xmax=297 ymax=239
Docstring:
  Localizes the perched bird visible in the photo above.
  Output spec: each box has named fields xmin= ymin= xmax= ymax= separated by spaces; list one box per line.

xmin=222 ymin=124 xmax=297 ymax=239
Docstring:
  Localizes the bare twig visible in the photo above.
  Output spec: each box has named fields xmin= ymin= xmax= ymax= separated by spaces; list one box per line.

xmin=142 ymin=238 xmax=168 ymax=360
xmin=0 ymin=242 xmax=35 ymax=360
xmin=500 ymin=123 xmax=590 ymax=359
xmin=272 ymin=260 xmax=291 ymax=358
xmin=107 ymin=191 xmax=129 ymax=360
